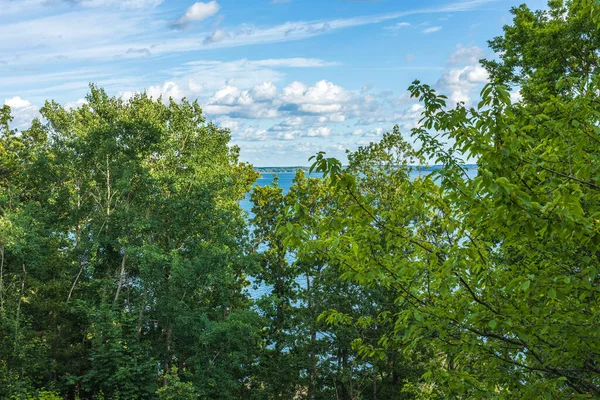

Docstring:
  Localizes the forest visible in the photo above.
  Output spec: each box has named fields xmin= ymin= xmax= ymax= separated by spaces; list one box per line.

xmin=1 ymin=0 xmax=599 ymax=398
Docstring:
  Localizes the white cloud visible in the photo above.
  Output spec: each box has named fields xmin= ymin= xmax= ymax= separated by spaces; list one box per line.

xmin=280 ymin=81 xmax=308 ymax=102
xmin=283 ymin=116 xmax=303 ymax=126
xmin=251 ymin=82 xmax=277 ymax=101
xmin=422 ymin=26 xmax=442 ymax=34
xmin=437 ymin=65 xmax=489 ymax=104
xmin=64 ymin=98 xmax=88 ymax=110
xmin=280 ymin=80 xmax=351 ymax=114
xmin=4 ymin=96 xmax=39 ymax=130
xmin=0 ymin=11 xmax=146 ymax=52
xmin=510 ymin=90 xmax=523 ymax=103
xmin=251 ymin=58 xmax=340 ymax=68
xmin=173 ymin=1 xmax=220 ymax=29
xmin=269 ymin=117 xmax=303 ymax=132
xmin=98 ymin=59 xmax=340 ymax=123
xmin=299 ymin=104 xmax=342 ymax=114
xmin=203 ymin=29 xmax=228 ymax=45
xmin=215 ymin=116 xmax=240 ymax=131
xmin=209 ymin=86 xmax=247 ymax=105
xmin=447 ymin=44 xmax=485 ymax=66
xmin=303 ymin=127 xmax=330 ymax=137
xmin=319 ymin=113 xmax=346 ymax=123
xmin=0 ymin=0 xmax=163 ymax=13
xmin=163 ymin=58 xmax=336 ymax=96
xmin=0 ymin=0 xmax=495 ymax=67
xmin=203 ymin=84 xmax=279 ymax=119
xmin=5 ymin=96 xmax=32 ymax=109
xmin=384 ymin=22 xmax=410 ymax=30
xmin=263 ymin=125 xmax=331 ymax=141
xmin=78 ymin=0 xmax=163 ymax=8
xmin=146 ymin=82 xmax=186 ymax=102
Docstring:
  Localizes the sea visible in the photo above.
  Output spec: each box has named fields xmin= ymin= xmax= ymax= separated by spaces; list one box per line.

xmin=242 ymin=166 xmax=478 ymax=298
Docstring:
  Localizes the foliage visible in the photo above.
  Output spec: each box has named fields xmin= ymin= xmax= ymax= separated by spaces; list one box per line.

xmin=285 ymin=1 xmax=600 ymax=396
xmin=156 ymin=368 xmax=198 ymax=400
xmin=250 ymin=171 xmax=425 ymax=399
xmin=0 ymin=86 xmax=258 ymax=399
xmin=2 ymin=0 xmax=600 ymax=398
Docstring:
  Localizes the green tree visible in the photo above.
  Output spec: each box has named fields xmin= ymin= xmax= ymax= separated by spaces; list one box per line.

xmin=0 ymin=86 xmax=260 ymax=399
xmin=482 ymin=0 xmax=600 ymax=102
xmin=251 ymin=171 xmax=424 ymax=399
xmin=287 ymin=1 xmax=600 ymax=396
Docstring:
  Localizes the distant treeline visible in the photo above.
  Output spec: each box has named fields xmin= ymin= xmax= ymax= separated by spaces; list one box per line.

xmin=254 ymin=164 xmax=478 ymax=174
xmin=254 ymin=166 xmax=310 ymax=173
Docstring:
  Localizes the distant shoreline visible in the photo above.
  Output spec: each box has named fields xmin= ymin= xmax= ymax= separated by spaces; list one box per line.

xmin=254 ymin=165 xmax=478 ymax=173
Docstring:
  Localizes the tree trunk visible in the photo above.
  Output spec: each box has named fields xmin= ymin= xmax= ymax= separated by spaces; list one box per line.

xmin=0 ymin=244 xmax=4 ymax=312
xmin=137 ymin=299 xmax=144 ymax=338
xmin=307 ymin=273 xmax=316 ymax=400
xmin=15 ymin=264 xmax=25 ymax=342
xmin=164 ymin=326 xmax=172 ymax=386
xmin=372 ymin=371 xmax=377 ymax=400
xmin=114 ymin=252 xmax=127 ymax=303
xmin=67 ymin=263 xmax=85 ymax=302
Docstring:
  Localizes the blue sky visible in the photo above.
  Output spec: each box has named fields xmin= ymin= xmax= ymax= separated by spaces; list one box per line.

xmin=1 ymin=0 xmax=544 ymax=166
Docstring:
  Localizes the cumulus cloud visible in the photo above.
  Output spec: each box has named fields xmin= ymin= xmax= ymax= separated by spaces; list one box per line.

xmin=319 ymin=113 xmax=346 ymax=123
xmin=64 ymin=98 xmax=88 ymax=110
xmin=269 ymin=117 xmax=303 ymax=132
xmin=447 ymin=44 xmax=485 ymax=66
xmin=437 ymin=65 xmax=489 ymax=104
xmin=215 ymin=116 xmax=240 ymax=131
xmin=264 ymin=123 xmax=330 ymax=141
xmin=203 ymin=83 xmax=279 ymax=119
xmin=118 ymin=82 xmax=187 ymax=104
xmin=163 ymin=58 xmax=336 ymax=96
xmin=209 ymin=85 xmax=252 ymax=106
xmin=280 ymin=80 xmax=351 ymax=114
xmin=303 ymin=126 xmax=330 ymax=137
xmin=172 ymin=1 xmax=220 ymax=29
xmin=510 ymin=90 xmax=523 ymax=103
xmin=5 ymin=96 xmax=31 ymax=109
xmin=146 ymin=82 xmax=186 ymax=102
xmin=4 ymin=96 xmax=39 ymax=130
xmin=251 ymin=82 xmax=277 ymax=101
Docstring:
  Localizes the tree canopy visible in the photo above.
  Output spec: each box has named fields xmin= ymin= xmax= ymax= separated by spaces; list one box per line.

xmin=1 ymin=0 xmax=600 ymax=398
xmin=284 ymin=0 xmax=600 ymax=396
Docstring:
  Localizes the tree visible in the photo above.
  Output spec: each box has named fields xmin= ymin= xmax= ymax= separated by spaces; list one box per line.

xmin=0 ymin=86 xmax=260 ymax=398
xmin=251 ymin=171 xmax=425 ymax=399
xmin=286 ymin=1 xmax=600 ymax=396
xmin=482 ymin=0 xmax=600 ymax=102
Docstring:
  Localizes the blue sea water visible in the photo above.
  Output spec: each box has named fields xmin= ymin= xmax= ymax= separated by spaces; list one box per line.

xmin=243 ymin=167 xmax=478 ymax=298
xmin=241 ymin=167 xmax=479 ymax=213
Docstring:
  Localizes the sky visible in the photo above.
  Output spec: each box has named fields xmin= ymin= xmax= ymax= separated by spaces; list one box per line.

xmin=1 ymin=0 xmax=545 ymax=166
